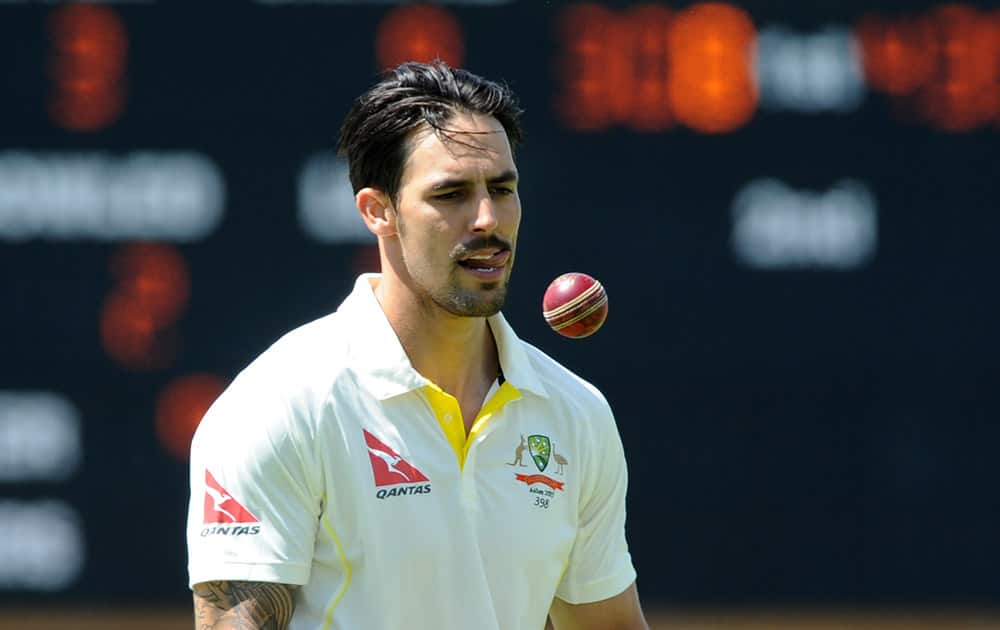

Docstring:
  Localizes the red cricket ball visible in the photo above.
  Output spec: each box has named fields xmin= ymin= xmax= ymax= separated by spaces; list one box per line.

xmin=542 ymin=272 xmax=609 ymax=338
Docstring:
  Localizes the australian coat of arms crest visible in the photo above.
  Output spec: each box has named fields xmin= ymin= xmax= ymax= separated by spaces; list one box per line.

xmin=527 ymin=434 xmax=551 ymax=472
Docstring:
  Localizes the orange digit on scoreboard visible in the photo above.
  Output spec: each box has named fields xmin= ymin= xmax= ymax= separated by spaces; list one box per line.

xmin=920 ymin=4 xmax=1000 ymax=132
xmin=855 ymin=14 xmax=936 ymax=96
xmin=376 ymin=4 xmax=464 ymax=70
xmin=556 ymin=3 xmax=617 ymax=131
xmin=627 ymin=5 xmax=675 ymax=132
xmin=156 ymin=374 xmax=226 ymax=461
xmin=667 ymin=3 xmax=758 ymax=134
xmin=100 ymin=243 xmax=189 ymax=371
xmin=47 ymin=4 xmax=127 ymax=132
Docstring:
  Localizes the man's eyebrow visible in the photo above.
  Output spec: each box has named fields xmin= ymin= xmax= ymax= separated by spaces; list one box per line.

xmin=429 ymin=170 xmax=519 ymax=191
xmin=489 ymin=170 xmax=519 ymax=185
xmin=429 ymin=178 xmax=468 ymax=191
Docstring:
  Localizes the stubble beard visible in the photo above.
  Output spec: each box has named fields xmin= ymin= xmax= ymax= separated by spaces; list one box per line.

xmin=435 ymin=275 xmax=510 ymax=317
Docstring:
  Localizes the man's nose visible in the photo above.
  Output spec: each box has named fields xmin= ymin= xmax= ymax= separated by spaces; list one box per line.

xmin=470 ymin=195 xmax=498 ymax=233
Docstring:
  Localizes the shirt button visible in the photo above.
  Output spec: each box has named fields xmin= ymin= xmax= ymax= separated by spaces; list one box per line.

xmin=443 ymin=413 xmax=453 ymax=422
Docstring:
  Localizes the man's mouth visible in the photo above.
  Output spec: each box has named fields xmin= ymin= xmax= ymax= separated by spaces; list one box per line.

xmin=457 ymin=250 xmax=511 ymax=273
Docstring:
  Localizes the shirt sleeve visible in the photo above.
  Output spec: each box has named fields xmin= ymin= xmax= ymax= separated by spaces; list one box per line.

xmin=555 ymin=398 xmax=637 ymax=604
xmin=187 ymin=362 xmax=323 ymax=589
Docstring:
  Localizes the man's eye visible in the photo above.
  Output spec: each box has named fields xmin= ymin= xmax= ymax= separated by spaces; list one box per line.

xmin=490 ymin=187 xmax=514 ymax=196
xmin=435 ymin=191 xmax=461 ymax=200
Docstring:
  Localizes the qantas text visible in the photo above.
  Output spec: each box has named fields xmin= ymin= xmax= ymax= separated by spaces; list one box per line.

xmin=201 ymin=525 xmax=261 ymax=537
xmin=376 ymin=484 xmax=431 ymax=499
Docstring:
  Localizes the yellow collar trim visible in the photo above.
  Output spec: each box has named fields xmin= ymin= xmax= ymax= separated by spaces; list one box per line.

xmin=423 ymin=381 xmax=522 ymax=468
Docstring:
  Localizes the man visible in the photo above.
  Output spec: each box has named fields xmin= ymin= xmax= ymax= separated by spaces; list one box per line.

xmin=187 ymin=61 xmax=648 ymax=630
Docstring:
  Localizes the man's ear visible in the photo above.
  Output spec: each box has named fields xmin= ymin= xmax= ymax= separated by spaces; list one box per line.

xmin=356 ymin=188 xmax=396 ymax=237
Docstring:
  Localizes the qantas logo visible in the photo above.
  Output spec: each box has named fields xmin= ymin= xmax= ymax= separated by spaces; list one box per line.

xmin=363 ymin=429 xmax=432 ymax=499
xmin=204 ymin=470 xmax=259 ymax=524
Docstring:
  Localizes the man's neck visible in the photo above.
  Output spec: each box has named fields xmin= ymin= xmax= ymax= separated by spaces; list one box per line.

xmin=373 ymin=276 xmax=499 ymax=402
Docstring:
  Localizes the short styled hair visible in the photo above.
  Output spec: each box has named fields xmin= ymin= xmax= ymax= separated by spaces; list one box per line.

xmin=337 ymin=61 xmax=523 ymax=203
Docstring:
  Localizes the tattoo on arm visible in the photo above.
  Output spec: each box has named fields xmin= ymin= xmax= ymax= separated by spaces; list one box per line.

xmin=193 ymin=581 xmax=297 ymax=630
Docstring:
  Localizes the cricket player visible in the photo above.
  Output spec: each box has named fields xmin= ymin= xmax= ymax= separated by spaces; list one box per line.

xmin=187 ymin=61 xmax=648 ymax=630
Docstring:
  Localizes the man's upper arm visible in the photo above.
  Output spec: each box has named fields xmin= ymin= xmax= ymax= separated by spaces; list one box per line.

xmin=548 ymin=582 xmax=648 ymax=630
xmin=556 ymin=397 xmax=637 ymax=603
xmin=193 ymin=580 xmax=298 ymax=630
xmin=187 ymin=359 xmax=323 ymax=590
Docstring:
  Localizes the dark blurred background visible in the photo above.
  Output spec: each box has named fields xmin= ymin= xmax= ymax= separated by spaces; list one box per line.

xmin=1 ymin=0 xmax=998 ymax=624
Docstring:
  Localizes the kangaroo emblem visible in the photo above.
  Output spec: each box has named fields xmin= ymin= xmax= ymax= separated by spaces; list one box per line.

xmin=367 ymin=446 xmax=411 ymax=481
xmin=507 ymin=434 xmax=528 ymax=467
xmin=204 ymin=485 xmax=237 ymax=522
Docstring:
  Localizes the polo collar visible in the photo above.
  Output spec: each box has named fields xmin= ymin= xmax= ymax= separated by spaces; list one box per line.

xmin=486 ymin=301 xmax=549 ymax=399
xmin=340 ymin=274 xmax=549 ymax=401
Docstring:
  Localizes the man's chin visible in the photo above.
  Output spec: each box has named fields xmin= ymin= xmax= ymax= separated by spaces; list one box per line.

xmin=440 ymin=287 xmax=507 ymax=318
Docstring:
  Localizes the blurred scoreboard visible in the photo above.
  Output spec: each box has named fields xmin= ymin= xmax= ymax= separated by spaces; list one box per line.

xmin=1 ymin=0 xmax=998 ymax=605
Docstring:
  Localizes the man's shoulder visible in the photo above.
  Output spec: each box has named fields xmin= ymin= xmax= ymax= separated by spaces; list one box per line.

xmin=516 ymin=338 xmax=611 ymax=414
xmin=212 ymin=311 xmax=356 ymax=416
xmin=244 ymin=312 xmax=347 ymax=376
xmin=271 ymin=310 xmax=352 ymax=358
xmin=193 ymin=310 xmax=360 ymax=448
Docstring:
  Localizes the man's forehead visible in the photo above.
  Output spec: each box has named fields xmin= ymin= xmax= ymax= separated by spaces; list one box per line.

xmin=403 ymin=116 xmax=515 ymax=182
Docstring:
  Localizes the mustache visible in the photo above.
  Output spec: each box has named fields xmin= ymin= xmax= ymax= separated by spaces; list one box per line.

xmin=451 ymin=236 xmax=512 ymax=260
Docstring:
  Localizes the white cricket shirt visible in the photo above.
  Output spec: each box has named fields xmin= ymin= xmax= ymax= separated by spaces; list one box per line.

xmin=187 ymin=274 xmax=636 ymax=630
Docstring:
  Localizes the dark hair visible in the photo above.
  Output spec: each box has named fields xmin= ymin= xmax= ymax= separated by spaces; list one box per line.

xmin=337 ymin=61 xmax=523 ymax=202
